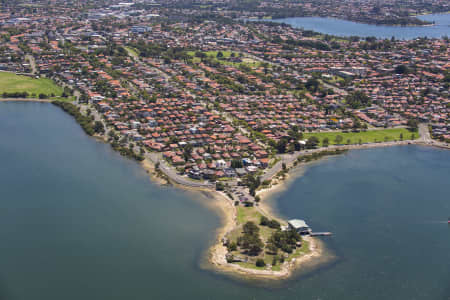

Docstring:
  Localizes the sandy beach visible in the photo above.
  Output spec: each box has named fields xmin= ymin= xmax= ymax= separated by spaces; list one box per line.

xmin=141 ymin=159 xmax=172 ymax=186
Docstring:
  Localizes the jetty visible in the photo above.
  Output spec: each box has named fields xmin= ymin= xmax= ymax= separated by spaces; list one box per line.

xmin=310 ymin=232 xmax=333 ymax=236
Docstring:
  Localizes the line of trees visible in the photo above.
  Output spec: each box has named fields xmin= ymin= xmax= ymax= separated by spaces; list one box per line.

xmin=260 ymin=216 xmax=281 ymax=229
xmin=1 ymin=92 xmax=50 ymax=99
xmin=52 ymin=101 xmax=106 ymax=137
xmin=236 ymin=221 xmax=264 ymax=256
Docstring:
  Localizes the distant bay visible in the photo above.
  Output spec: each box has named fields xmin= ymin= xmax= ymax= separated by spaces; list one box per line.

xmin=0 ymin=102 xmax=449 ymax=299
xmin=265 ymin=13 xmax=450 ymax=39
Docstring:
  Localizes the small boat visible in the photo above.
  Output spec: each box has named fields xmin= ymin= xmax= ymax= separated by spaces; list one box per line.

xmin=448 ymin=218 xmax=450 ymax=224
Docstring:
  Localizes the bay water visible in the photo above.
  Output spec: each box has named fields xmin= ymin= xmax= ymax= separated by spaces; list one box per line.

xmin=0 ymin=102 xmax=449 ymax=299
xmin=267 ymin=13 xmax=450 ymax=39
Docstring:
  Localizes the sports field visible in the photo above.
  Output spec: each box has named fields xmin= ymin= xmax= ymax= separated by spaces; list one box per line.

xmin=304 ymin=128 xmax=418 ymax=146
xmin=0 ymin=72 xmax=63 ymax=97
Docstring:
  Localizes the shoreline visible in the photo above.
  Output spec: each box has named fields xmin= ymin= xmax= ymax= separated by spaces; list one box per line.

xmin=0 ymin=98 xmax=54 ymax=103
xmin=204 ymin=184 xmax=327 ymax=280
xmin=3 ymin=100 xmax=448 ymax=280
xmin=161 ymin=141 xmax=449 ymax=280
xmin=268 ymin=15 xmax=436 ymax=28
xmin=256 ymin=160 xmax=317 ymax=219
xmin=203 ymin=160 xmax=333 ymax=280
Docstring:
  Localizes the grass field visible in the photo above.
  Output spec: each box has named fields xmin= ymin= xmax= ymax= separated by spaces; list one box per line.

xmin=236 ymin=206 xmax=263 ymax=225
xmin=186 ymin=50 xmax=263 ymax=68
xmin=124 ymin=46 xmax=140 ymax=58
xmin=187 ymin=50 xmax=239 ymax=59
xmin=0 ymin=72 xmax=63 ymax=97
xmin=304 ymin=128 xmax=418 ymax=147
xmin=230 ymin=206 xmax=274 ymax=244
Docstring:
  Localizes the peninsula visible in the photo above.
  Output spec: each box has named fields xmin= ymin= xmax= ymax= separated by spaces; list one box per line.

xmin=0 ymin=0 xmax=449 ymax=279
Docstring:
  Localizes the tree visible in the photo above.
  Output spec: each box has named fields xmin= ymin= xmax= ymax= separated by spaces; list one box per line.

xmin=268 ymin=219 xmax=281 ymax=229
xmin=267 ymin=229 xmax=302 ymax=254
xmin=272 ymin=256 xmax=278 ymax=266
xmin=305 ymin=136 xmax=319 ymax=149
xmin=305 ymin=78 xmax=320 ymax=92
xmin=238 ymin=221 xmax=264 ymax=255
xmin=276 ymin=138 xmax=288 ymax=154
xmin=322 ymin=137 xmax=329 ymax=147
xmin=334 ymin=135 xmax=343 ymax=144
xmin=260 ymin=216 xmax=269 ymax=226
xmin=227 ymin=242 xmax=237 ymax=252
xmin=407 ymin=119 xmax=419 ymax=131
xmin=256 ymin=258 xmax=266 ymax=267
xmin=266 ymin=242 xmax=278 ymax=255
xmin=243 ymin=221 xmax=259 ymax=235
xmin=395 ymin=64 xmax=409 ymax=74
xmin=399 ymin=133 xmax=403 ymax=140
xmin=216 ymin=181 xmax=225 ymax=191
xmin=239 ymin=228 xmax=263 ymax=256
xmin=183 ymin=144 xmax=193 ymax=161
xmin=93 ymin=121 xmax=105 ymax=134
xmin=231 ymin=159 xmax=243 ymax=168
xmin=345 ymin=91 xmax=371 ymax=109
xmin=195 ymin=51 xmax=206 ymax=58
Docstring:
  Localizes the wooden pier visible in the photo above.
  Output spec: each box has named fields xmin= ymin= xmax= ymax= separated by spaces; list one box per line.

xmin=310 ymin=232 xmax=333 ymax=236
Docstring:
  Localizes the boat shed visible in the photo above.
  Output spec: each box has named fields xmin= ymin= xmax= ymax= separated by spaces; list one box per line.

xmin=288 ymin=219 xmax=310 ymax=234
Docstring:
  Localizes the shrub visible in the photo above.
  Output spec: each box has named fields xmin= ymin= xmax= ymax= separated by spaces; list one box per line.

xmin=256 ymin=258 xmax=266 ymax=267
xmin=216 ymin=181 xmax=224 ymax=191
xmin=260 ymin=216 xmax=269 ymax=226
xmin=227 ymin=242 xmax=237 ymax=252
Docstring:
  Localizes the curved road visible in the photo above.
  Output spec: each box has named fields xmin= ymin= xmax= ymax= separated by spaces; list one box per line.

xmin=146 ymin=152 xmax=214 ymax=188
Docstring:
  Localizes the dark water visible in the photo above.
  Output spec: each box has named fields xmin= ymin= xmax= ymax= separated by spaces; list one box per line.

xmin=268 ymin=13 xmax=450 ymax=39
xmin=273 ymin=146 xmax=450 ymax=299
xmin=0 ymin=102 xmax=449 ymax=299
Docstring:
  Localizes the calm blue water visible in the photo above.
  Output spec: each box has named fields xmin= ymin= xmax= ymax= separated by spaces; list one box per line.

xmin=0 ymin=102 xmax=449 ymax=299
xmin=269 ymin=13 xmax=450 ymax=39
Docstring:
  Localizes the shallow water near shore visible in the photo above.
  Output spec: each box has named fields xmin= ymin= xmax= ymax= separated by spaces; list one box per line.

xmin=0 ymin=102 xmax=449 ymax=299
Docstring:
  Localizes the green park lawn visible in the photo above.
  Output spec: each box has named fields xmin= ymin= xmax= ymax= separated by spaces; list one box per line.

xmin=186 ymin=50 xmax=262 ymax=68
xmin=304 ymin=128 xmax=418 ymax=147
xmin=0 ymin=72 xmax=63 ymax=97
xmin=124 ymin=46 xmax=140 ymax=58
xmin=187 ymin=50 xmax=239 ymax=59
xmin=236 ymin=206 xmax=263 ymax=225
